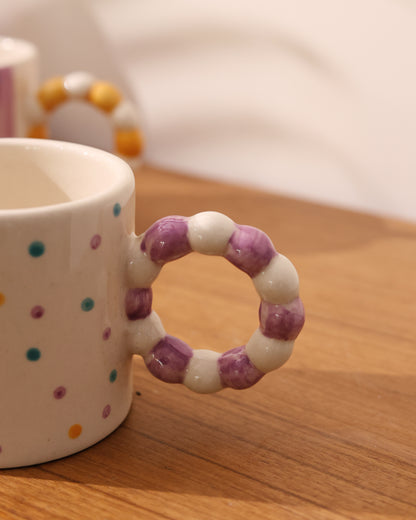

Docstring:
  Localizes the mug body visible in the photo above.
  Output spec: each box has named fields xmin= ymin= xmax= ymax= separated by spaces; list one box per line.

xmin=0 ymin=139 xmax=135 ymax=467
xmin=0 ymin=37 xmax=39 ymax=137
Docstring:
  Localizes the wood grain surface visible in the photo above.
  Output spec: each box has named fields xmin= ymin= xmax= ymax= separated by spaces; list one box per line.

xmin=1 ymin=165 xmax=415 ymax=519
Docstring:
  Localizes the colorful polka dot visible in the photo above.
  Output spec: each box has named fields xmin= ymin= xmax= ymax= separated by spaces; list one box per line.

xmin=81 ymin=297 xmax=95 ymax=312
xmin=109 ymin=369 xmax=117 ymax=383
xmin=68 ymin=424 xmax=82 ymax=439
xmin=53 ymin=386 xmax=66 ymax=399
xmin=26 ymin=347 xmax=41 ymax=361
xmin=102 ymin=404 xmax=111 ymax=419
xmin=90 ymin=234 xmax=102 ymax=249
xmin=113 ymin=203 xmax=121 ymax=217
xmin=31 ymin=305 xmax=45 ymax=319
xmin=0 ymin=293 xmax=5 ymax=306
xmin=102 ymin=327 xmax=111 ymax=340
xmin=28 ymin=241 xmax=45 ymax=257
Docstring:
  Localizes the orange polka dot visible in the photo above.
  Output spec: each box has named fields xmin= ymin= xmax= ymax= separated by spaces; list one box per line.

xmin=68 ymin=424 xmax=82 ymax=439
xmin=0 ymin=293 xmax=5 ymax=306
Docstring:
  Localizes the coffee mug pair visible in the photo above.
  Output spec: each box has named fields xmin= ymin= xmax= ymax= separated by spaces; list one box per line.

xmin=0 ymin=36 xmax=143 ymax=166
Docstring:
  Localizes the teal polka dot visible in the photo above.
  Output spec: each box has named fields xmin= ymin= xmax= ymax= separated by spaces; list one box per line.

xmin=81 ymin=297 xmax=95 ymax=312
xmin=109 ymin=369 xmax=117 ymax=383
xmin=26 ymin=347 xmax=41 ymax=361
xmin=113 ymin=203 xmax=121 ymax=217
xmin=28 ymin=241 xmax=45 ymax=257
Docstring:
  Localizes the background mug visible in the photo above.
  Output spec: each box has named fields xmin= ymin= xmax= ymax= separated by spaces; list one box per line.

xmin=0 ymin=36 xmax=144 ymax=166
xmin=0 ymin=138 xmax=304 ymax=468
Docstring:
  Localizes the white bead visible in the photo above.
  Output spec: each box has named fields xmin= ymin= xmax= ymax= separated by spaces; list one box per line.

xmin=112 ymin=100 xmax=139 ymax=129
xmin=63 ymin=71 xmax=95 ymax=98
xmin=125 ymin=311 xmax=166 ymax=356
xmin=126 ymin=235 xmax=161 ymax=287
xmin=184 ymin=349 xmax=223 ymax=394
xmin=252 ymin=254 xmax=299 ymax=304
xmin=245 ymin=328 xmax=294 ymax=373
xmin=188 ymin=211 xmax=236 ymax=255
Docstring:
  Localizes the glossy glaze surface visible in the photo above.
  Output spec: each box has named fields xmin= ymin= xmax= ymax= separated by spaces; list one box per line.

xmin=126 ymin=211 xmax=304 ymax=393
xmin=0 ymin=140 xmax=135 ymax=468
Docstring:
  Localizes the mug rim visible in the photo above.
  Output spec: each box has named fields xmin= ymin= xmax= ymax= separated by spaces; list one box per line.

xmin=0 ymin=138 xmax=135 ymax=217
xmin=0 ymin=36 xmax=37 ymax=68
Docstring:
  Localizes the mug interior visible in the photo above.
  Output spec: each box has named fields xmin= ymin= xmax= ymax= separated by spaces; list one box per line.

xmin=0 ymin=37 xmax=37 ymax=68
xmin=0 ymin=139 xmax=133 ymax=210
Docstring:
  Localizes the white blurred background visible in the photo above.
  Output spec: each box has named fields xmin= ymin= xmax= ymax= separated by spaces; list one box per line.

xmin=1 ymin=0 xmax=416 ymax=222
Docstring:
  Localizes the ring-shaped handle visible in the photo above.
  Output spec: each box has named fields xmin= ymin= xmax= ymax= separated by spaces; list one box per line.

xmin=26 ymin=72 xmax=144 ymax=168
xmin=125 ymin=212 xmax=305 ymax=393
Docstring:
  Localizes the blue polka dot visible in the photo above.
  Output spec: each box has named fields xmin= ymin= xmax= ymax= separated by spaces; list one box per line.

xmin=26 ymin=347 xmax=41 ymax=361
xmin=113 ymin=203 xmax=121 ymax=217
xmin=81 ymin=298 xmax=95 ymax=312
xmin=28 ymin=241 xmax=45 ymax=257
xmin=109 ymin=369 xmax=117 ymax=383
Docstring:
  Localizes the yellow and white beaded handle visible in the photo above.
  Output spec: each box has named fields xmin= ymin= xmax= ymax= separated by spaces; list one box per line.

xmin=26 ymin=72 xmax=144 ymax=168
xmin=125 ymin=211 xmax=305 ymax=394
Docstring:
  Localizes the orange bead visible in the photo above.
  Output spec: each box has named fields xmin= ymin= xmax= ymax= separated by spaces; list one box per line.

xmin=0 ymin=293 xmax=5 ymax=306
xmin=115 ymin=129 xmax=144 ymax=157
xmin=37 ymin=77 xmax=67 ymax=111
xmin=87 ymin=81 xmax=122 ymax=112
xmin=27 ymin=124 xmax=48 ymax=139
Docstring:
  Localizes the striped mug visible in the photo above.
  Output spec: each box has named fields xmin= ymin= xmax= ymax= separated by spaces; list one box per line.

xmin=0 ymin=138 xmax=304 ymax=467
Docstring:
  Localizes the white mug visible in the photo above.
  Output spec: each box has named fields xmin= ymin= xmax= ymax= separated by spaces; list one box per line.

xmin=0 ymin=138 xmax=304 ymax=468
xmin=0 ymin=36 xmax=143 ymax=166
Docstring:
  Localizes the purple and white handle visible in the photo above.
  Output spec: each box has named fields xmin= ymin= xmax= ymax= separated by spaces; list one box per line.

xmin=125 ymin=212 xmax=305 ymax=393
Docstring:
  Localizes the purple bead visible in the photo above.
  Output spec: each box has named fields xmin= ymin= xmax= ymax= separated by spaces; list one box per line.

xmin=259 ymin=297 xmax=305 ymax=340
xmin=218 ymin=345 xmax=264 ymax=390
xmin=141 ymin=216 xmax=191 ymax=265
xmin=125 ymin=288 xmax=153 ymax=320
xmin=225 ymin=225 xmax=276 ymax=277
xmin=145 ymin=335 xmax=193 ymax=384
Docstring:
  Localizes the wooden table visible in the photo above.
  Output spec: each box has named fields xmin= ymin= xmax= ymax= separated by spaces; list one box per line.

xmin=1 ymin=166 xmax=415 ymax=519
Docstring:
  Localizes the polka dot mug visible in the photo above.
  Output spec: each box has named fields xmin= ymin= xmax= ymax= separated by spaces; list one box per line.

xmin=0 ymin=36 xmax=143 ymax=167
xmin=0 ymin=138 xmax=304 ymax=468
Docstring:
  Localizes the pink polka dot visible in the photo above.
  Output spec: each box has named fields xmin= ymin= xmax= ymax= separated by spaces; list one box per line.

xmin=102 ymin=327 xmax=111 ymax=340
xmin=90 ymin=234 xmax=102 ymax=250
xmin=102 ymin=404 xmax=111 ymax=418
xmin=31 ymin=305 xmax=45 ymax=319
xmin=54 ymin=386 xmax=67 ymax=399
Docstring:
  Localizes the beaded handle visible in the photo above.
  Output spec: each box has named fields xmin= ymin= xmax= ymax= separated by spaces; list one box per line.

xmin=125 ymin=212 xmax=305 ymax=393
xmin=26 ymin=72 xmax=144 ymax=168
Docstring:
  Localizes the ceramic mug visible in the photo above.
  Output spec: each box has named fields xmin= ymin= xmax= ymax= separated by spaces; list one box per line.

xmin=0 ymin=36 xmax=143 ymax=166
xmin=0 ymin=138 xmax=304 ymax=468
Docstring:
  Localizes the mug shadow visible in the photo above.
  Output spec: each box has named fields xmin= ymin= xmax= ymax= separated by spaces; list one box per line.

xmin=3 ymin=368 xmax=415 ymax=516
